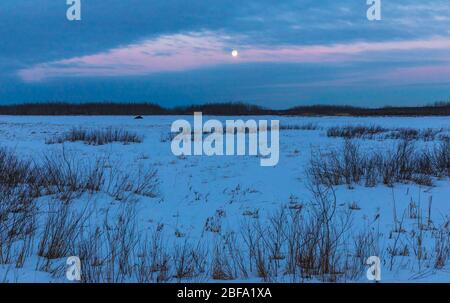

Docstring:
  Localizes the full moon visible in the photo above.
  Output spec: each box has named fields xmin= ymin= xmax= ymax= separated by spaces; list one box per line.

xmin=231 ymin=49 xmax=239 ymax=57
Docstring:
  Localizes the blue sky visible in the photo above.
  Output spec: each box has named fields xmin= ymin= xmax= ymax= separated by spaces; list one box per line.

xmin=1 ymin=0 xmax=450 ymax=108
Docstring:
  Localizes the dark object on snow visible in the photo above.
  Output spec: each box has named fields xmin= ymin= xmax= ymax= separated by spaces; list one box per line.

xmin=134 ymin=115 xmax=143 ymax=119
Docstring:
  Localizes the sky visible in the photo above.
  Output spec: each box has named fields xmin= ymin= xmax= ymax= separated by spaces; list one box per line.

xmin=0 ymin=0 xmax=450 ymax=109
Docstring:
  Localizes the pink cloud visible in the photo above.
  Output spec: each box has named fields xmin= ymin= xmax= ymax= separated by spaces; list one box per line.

xmin=18 ymin=32 xmax=236 ymax=81
xmin=17 ymin=32 xmax=450 ymax=82
xmin=384 ymin=65 xmax=450 ymax=83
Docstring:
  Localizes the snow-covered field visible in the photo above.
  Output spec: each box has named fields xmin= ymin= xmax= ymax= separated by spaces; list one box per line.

xmin=0 ymin=115 xmax=449 ymax=283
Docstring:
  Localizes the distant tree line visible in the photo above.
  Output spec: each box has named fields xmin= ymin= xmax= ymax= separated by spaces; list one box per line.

xmin=0 ymin=102 xmax=166 ymax=116
xmin=0 ymin=101 xmax=449 ymax=116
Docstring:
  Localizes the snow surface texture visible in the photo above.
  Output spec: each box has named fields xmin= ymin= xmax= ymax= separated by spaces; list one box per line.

xmin=0 ymin=115 xmax=449 ymax=283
